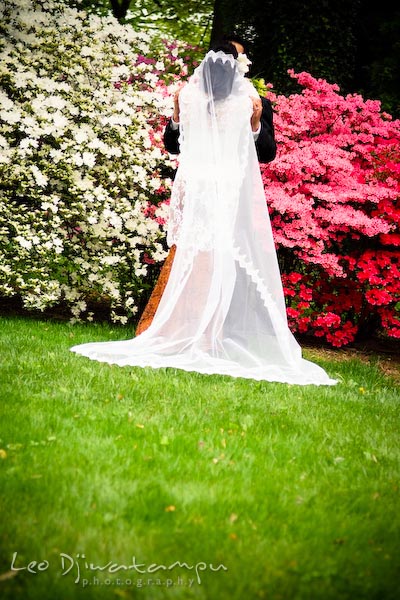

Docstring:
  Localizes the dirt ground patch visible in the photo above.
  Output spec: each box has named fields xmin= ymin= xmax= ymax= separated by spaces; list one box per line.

xmin=301 ymin=337 xmax=400 ymax=384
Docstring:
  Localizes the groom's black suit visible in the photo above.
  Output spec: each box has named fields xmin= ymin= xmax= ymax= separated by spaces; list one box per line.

xmin=163 ymin=96 xmax=277 ymax=164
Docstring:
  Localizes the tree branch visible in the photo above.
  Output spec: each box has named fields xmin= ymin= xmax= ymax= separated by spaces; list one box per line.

xmin=109 ymin=0 xmax=132 ymax=21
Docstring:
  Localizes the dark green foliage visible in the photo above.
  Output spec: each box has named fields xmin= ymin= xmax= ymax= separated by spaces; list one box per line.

xmin=211 ymin=0 xmax=359 ymax=92
xmin=354 ymin=4 xmax=400 ymax=116
xmin=211 ymin=0 xmax=400 ymax=115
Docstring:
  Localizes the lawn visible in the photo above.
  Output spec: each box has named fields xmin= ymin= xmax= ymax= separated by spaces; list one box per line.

xmin=0 ymin=316 xmax=399 ymax=600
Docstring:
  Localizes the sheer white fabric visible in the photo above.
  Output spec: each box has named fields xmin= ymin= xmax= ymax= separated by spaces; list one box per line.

xmin=71 ymin=51 xmax=337 ymax=385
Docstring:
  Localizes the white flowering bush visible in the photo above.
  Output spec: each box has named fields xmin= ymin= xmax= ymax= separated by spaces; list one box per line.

xmin=0 ymin=0 xmax=193 ymax=322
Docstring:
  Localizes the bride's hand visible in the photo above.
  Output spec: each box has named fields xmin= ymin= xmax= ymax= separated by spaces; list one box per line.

xmin=250 ymin=96 xmax=262 ymax=132
xmin=173 ymin=84 xmax=186 ymax=123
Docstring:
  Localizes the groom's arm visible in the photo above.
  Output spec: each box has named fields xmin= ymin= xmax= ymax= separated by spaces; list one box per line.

xmin=163 ymin=84 xmax=183 ymax=155
xmin=163 ymin=118 xmax=180 ymax=154
xmin=255 ymin=97 xmax=277 ymax=163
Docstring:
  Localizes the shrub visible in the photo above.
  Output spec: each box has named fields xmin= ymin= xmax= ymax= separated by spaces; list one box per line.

xmin=262 ymin=72 xmax=400 ymax=344
xmin=0 ymin=0 xmax=188 ymax=322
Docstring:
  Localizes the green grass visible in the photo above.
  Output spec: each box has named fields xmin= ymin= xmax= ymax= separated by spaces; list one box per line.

xmin=0 ymin=316 xmax=399 ymax=600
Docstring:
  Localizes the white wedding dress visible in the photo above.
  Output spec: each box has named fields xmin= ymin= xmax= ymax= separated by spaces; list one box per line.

xmin=71 ymin=51 xmax=337 ymax=386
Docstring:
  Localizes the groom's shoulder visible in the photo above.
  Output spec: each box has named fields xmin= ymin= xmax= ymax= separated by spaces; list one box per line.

xmin=260 ymin=96 xmax=273 ymax=109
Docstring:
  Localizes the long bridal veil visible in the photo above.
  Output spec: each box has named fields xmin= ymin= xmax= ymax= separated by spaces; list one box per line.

xmin=71 ymin=50 xmax=337 ymax=385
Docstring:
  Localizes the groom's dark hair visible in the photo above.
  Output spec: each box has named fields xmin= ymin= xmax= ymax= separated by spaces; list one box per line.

xmin=209 ymin=40 xmax=238 ymax=59
xmin=221 ymin=32 xmax=249 ymax=55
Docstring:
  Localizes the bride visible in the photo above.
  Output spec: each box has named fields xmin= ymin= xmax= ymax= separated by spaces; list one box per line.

xmin=71 ymin=44 xmax=337 ymax=386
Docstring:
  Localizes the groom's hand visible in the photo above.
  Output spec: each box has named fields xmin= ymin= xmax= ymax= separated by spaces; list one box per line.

xmin=250 ymin=96 xmax=262 ymax=132
xmin=173 ymin=84 xmax=186 ymax=123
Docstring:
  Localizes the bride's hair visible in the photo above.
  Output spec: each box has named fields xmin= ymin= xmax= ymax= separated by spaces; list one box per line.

xmin=203 ymin=42 xmax=238 ymax=103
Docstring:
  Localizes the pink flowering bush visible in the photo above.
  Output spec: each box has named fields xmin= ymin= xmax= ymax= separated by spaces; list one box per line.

xmin=262 ymin=71 xmax=400 ymax=345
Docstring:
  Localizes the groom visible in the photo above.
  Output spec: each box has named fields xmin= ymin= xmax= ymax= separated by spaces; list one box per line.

xmin=163 ymin=34 xmax=277 ymax=164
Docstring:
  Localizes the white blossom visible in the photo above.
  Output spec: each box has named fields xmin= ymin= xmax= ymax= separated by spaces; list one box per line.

xmin=31 ymin=165 xmax=48 ymax=187
xmin=82 ymin=152 xmax=96 ymax=167
xmin=49 ymin=148 xmax=63 ymax=162
xmin=0 ymin=0 xmax=184 ymax=321
xmin=20 ymin=138 xmax=39 ymax=149
xmin=0 ymin=109 xmax=21 ymax=124
xmin=80 ymin=46 xmax=94 ymax=57
xmin=16 ymin=236 xmax=32 ymax=250
xmin=236 ymin=53 xmax=252 ymax=75
xmin=102 ymin=255 xmax=120 ymax=265
xmin=74 ymin=129 xmax=89 ymax=144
